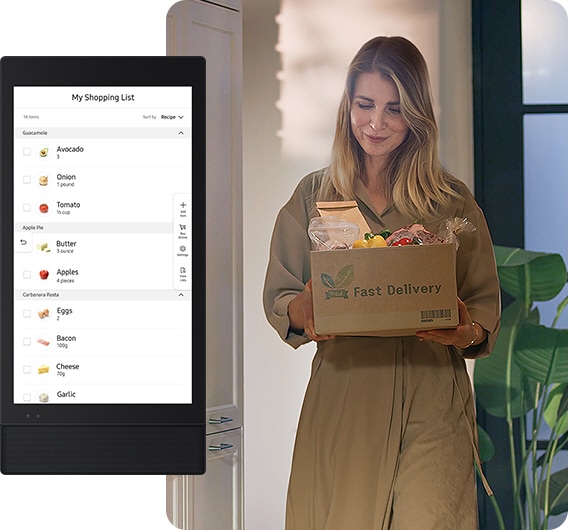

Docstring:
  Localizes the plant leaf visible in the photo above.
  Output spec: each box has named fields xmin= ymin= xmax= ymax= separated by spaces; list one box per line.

xmin=477 ymin=425 xmax=495 ymax=463
xmin=474 ymin=300 xmax=533 ymax=418
xmin=539 ymin=468 xmax=568 ymax=516
xmin=529 ymin=306 xmax=540 ymax=325
xmin=543 ymin=384 xmax=568 ymax=435
xmin=514 ymin=320 xmax=567 ymax=385
xmin=494 ymin=246 xmax=567 ymax=302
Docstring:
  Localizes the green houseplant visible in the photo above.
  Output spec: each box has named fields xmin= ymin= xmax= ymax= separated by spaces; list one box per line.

xmin=474 ymin=246 xmax=568 ymax=530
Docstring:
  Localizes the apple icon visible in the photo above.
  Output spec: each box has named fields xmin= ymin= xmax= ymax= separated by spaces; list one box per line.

xmin=39 ymin=270 xmax=49 ymax=280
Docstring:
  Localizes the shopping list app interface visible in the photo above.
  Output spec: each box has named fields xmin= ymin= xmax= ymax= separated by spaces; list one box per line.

xmin=12 ymin=86 xmax=193 ymax=405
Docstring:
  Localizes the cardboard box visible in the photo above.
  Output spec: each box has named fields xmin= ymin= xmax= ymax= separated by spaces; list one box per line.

xmin=310 ymin=243 xmax=459 ymax=337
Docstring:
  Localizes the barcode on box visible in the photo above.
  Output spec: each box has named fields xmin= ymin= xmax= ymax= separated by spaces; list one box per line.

xmin=420 ymin=308 xmax=452 ymax=322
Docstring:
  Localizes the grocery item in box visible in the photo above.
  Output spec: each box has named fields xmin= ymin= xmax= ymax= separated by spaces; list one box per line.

xmin=316 ymin=201 xmax=371 ymax=237
xmin=308 ymin=216 xmax=360 ymax=250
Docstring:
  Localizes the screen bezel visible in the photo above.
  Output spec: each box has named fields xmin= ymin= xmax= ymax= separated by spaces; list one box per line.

xmin=1 ymin=56 xmax=205 ymax=426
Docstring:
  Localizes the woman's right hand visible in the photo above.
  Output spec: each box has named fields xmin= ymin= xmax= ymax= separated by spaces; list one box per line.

xmin=288 ymin=281 xmax=335 ymax=342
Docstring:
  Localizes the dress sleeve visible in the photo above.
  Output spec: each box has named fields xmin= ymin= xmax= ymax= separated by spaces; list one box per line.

xmin=262 ymin=181 xmax=315 ymax=349
xmin=452 ymin=185 xmax=501 ymax=359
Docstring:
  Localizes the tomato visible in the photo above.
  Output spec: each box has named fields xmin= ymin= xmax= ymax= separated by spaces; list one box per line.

xmin=391 ymin=237 xmax=413 ymax=246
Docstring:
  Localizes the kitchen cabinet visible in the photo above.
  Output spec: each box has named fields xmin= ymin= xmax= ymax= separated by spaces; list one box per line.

xmin=166 ymin=1 xmax=243 ymax=528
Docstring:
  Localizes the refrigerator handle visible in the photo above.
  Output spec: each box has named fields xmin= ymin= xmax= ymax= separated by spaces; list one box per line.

xmin=208 ymin=416 xmax=234 ymax=425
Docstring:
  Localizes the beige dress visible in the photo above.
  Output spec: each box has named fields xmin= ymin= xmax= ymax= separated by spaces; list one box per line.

xmin=263 ymin=169 xmax=501 ymax=530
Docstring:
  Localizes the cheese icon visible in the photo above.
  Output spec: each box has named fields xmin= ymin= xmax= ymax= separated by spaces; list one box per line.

xmin=38 ymin=364 xmax=49 ymax=374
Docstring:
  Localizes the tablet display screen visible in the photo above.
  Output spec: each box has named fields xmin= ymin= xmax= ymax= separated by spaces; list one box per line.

xmin=12 ymin=85 xmax=193 ymax=405
xmin=1 ymin=57 xmax=205 ymax=474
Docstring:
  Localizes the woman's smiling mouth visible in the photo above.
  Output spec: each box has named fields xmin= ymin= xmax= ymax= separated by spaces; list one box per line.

xmin=365 ymin=132 xmax=387 ymax=142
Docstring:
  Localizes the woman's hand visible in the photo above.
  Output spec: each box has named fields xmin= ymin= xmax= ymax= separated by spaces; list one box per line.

xmin=415 ymin=297 xmax=485 ymax=349
xmin=288 ymin=281 xmax=335 ymax=342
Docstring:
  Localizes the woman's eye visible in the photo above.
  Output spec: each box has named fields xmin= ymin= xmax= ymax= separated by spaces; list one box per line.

xmin=357 ymin=103 xmax=373 ymax=110
xmin=386 ymin=107 xmax=401 ymax=115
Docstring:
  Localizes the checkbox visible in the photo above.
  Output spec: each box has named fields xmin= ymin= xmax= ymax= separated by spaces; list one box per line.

xmin=23 ymin=203 xmax=31 ymax=212
xmin=23 ymin=366 xmax=31 ymax=374
xmin=23 ymin=270 xmax=31 ymax=279
xmin=23 ymin=175 xmax=31 ymax=184
xmin=23 ymin=394 xmax=31 ymax=402
xmin=23 ymin=309 xmax=31 ymax=318
xmin=23 ymin=147 xmax=31 ymax=156
xmin=23 ymin=337 xmax=31 ymax=346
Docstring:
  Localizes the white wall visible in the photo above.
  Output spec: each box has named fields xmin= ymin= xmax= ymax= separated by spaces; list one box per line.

xmin=243 ymin=4 xmax=314 ymax=528
xmin=242 ymin=1 xmax=473 ymax=528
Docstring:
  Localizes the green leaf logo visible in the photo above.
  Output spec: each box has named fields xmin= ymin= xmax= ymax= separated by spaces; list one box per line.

xmin=321 ymin=273 xmax=335 ymax=288
xmin=335 ymin=265 xmax=354 ymax=288
xmin=320 ymin=265 xmax=354 ymax=289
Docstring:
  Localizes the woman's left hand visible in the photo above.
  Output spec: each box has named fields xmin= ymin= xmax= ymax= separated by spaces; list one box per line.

xmin=415 ymin=297 xmax=480 ymax=349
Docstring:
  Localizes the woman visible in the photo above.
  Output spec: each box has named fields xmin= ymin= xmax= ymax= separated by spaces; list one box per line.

xmin=263 ymin=36 xmax=500 ymax=530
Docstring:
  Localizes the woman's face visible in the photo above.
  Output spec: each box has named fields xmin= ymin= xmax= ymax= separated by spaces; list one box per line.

xmin=350 ymin=72 xmax=409 ymax=166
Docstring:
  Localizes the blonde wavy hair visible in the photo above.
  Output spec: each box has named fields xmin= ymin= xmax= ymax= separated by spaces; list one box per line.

xmin=318 ymin=36 xmax=461 ymax=220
